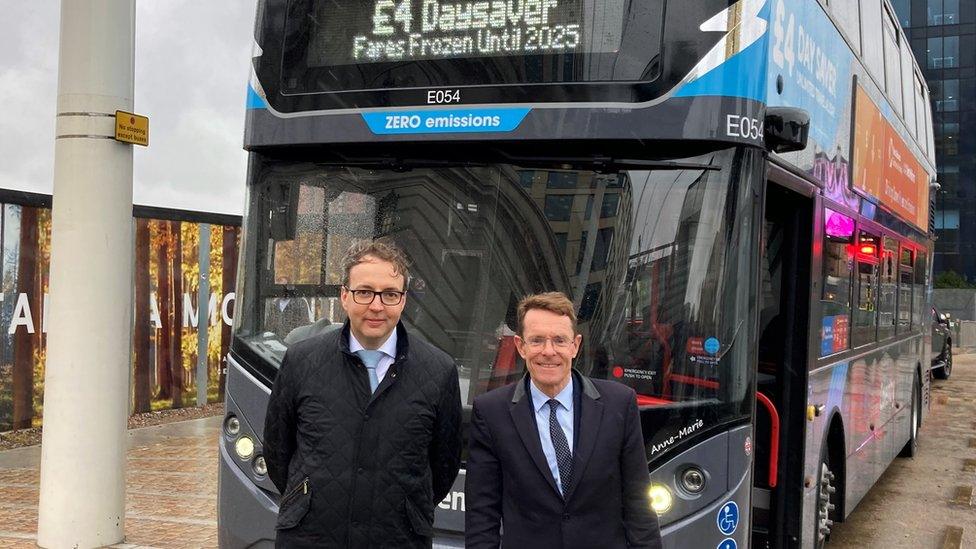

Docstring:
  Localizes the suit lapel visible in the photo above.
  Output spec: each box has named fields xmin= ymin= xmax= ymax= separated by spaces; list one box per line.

xmin=509 ymin=392 xmax=562 ymax=497
xmin=563 ymin=381 xmax=604 ymax=502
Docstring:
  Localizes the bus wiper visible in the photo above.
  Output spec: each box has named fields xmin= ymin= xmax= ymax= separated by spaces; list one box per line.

xmin=496 ymin=152 xmax=720 ymax=172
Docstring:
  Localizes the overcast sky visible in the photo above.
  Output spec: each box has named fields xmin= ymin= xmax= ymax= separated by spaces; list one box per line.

xmin=0 ymin=1 xmax=257 ymax=216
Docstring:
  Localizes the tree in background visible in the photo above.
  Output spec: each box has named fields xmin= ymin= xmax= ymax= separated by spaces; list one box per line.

xmin=170 ymin=220 xmax=184 ymax=408
xmin=33 ymin=208 xmax=52 ymax=425
xmin=179 ymin=222 xmax=202 ymax=404
xmin=934 ymin=270 xmax=974 ymax=289
xmin=156 ymin=221 xmax=173 ymax=402
xmin=206 ymin=225 xmax=226 ymax=402
xmin=11 ymin=206 xmax=38 ymax=429
xmin=133 ymin=218 xmax=152 ymax=413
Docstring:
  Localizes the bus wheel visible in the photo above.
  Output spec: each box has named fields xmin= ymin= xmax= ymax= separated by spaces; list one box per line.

xmin=815 ymin=458 xmax=837 ymax=549
xmin=898 ymin=376 xmax=920 ymax=458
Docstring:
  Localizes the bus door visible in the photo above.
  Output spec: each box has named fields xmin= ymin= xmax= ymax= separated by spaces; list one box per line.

xmin=752 ymin=178 xmax=813 ymax=548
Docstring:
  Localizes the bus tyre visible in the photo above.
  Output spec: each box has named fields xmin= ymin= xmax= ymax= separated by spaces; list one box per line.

xmin=934 ymin=343 xmax=952 ymax=380
xmin=898 ymin=376 xmax=920 ymax=458
xmin=814 ymin=457 xmax=837 ymax=549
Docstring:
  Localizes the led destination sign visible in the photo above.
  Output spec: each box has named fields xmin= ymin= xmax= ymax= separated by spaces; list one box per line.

xmin=306 ymin=0 xmax=625 ymax=66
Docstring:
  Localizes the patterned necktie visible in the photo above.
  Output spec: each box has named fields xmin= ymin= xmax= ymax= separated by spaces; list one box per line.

xmin=548 ymin=399 xmax=573 ymax=496
xmin=356 ymin=350 xmax=383 ymax=393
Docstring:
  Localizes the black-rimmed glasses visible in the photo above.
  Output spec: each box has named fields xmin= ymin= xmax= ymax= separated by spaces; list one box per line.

xmin=343 ymin=286 xmax=406 ymax=306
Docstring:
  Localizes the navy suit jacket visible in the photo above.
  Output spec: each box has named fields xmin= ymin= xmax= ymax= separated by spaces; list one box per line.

xmin=465 ymin=372 xmax=662 ymax=549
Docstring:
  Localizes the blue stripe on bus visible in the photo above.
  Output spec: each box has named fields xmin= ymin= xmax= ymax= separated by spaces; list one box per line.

xmin=246 ymin=85 xmax=267 ymax=110
xmin=362 ymin=108 xmax=531 ymax=135
xmin=826 ymin=362 xmax=850 ymax=413
xmin=674 ymin=37 xmax=769 ymax=102
xmin=674 ymin=0 xmax=771 ymax=102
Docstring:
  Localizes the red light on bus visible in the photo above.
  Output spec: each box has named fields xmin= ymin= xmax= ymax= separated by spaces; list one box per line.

xmin=859 ymin=245 xmax=876 ymax=255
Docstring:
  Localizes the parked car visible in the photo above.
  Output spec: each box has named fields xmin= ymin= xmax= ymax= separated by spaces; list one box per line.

xmin=931 ymin=307 xmax=953 ymax=380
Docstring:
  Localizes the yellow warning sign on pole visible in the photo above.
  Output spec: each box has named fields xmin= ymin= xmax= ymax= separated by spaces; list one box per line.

xmin=115 ymin=110 xmax=149 ymax=146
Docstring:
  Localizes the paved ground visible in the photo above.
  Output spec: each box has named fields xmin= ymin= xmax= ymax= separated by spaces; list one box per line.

xmin=1 ymin=357 xmax=974 ymax=548
xmin=0 ymin=416 xmax=222 ymax=548
xmin=829 ymin=352 xmax=976 ymax=549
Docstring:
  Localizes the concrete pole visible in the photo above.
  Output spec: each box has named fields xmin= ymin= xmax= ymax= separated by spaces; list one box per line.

xmin=37 ymin=1 xmax=136 ymax=547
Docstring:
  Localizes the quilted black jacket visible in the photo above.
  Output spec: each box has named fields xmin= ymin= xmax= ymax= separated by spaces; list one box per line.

xmin=263 ymin=322 xmax=463 ymax=548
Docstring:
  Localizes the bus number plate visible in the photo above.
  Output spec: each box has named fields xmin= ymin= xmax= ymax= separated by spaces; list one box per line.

xmin=428 ymin=89 xmax=462 ymax=105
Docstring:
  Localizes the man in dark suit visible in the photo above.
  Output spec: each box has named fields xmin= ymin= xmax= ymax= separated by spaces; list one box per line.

xmin=264 ymin=241 xmax=462 ymax=548
xmin=465 ymin=292 xmax=662 ymax=549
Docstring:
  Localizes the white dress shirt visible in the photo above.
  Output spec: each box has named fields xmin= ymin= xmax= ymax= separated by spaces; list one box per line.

xmin=529 ymin=377 xmax=575 ymax=494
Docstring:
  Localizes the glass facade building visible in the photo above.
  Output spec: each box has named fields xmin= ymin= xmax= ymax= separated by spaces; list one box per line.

xmin=895 ymin=0 xmax=976 ymax=279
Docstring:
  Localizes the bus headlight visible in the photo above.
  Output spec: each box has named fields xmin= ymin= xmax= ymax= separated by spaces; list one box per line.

xmin=235 ymin=435 xmax=255 ymax=460
xmin=680 ymin=466 xmax=706 ymax=494
xmin=648 ymin=484 xmax=673 ymax=514
xmin=253 ymin=455 xmax=268 ymax=476
xmin=225 ymin=415 xmax=241 ymax=436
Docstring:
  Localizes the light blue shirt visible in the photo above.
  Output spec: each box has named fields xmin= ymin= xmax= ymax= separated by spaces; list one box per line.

xmin=529 ymin=377 xmax=574 ymax=494
xmin=349 ymin=330 xmax=397 ymax=385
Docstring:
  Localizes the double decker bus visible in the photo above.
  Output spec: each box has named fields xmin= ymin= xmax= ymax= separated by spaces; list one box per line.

xmin=217 ymin=0 xmax=937 ymax=547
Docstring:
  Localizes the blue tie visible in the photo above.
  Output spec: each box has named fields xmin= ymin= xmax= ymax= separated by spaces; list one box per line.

xmin=356 ymin=350 xmax=383 ymax=393
xmin=548 ymin=399 xmax=573 ymax=496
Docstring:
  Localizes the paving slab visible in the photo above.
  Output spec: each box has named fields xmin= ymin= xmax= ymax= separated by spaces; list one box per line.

xmin=0 ymin=416 xmax=221 ymax=548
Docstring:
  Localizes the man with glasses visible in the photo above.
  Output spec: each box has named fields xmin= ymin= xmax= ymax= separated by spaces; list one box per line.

xmin=264 ymin=240 xmax=462 ymax=548
xmin=465 ymin=292 xmax=661 ymax=549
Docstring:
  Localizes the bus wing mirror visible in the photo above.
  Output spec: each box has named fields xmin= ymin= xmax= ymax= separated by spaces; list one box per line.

xmin=764 ymin=107 xmax=810 ymax=154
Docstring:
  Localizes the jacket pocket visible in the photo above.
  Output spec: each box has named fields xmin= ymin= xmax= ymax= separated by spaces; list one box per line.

xmin=403 ymin=498 xmax=433 ymax=537
xmin=276 ymin=477 xmax=310 ymax=530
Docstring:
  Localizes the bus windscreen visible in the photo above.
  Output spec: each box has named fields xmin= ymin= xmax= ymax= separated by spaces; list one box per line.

xmin=282 ymin=0 xmax=663 ymax=92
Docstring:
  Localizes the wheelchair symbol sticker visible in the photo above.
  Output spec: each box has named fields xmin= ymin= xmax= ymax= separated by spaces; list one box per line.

xmin=718 ymin=539 xmax=737 ymax=549
xmin=717 ymin=501 xmax=739 ymax=535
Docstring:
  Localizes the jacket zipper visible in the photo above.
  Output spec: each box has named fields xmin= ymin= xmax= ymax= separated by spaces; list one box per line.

xmin=280 ymin=477 xmax=308 ymax=506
